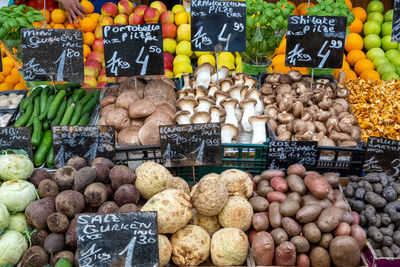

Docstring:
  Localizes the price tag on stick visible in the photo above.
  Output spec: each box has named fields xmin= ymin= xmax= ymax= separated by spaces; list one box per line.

xmin=102 ymin=24 xmax=164 ymax=77
xmin=363 ymin=137 xmax=400 ymax=177
xmin=285 ymin=16 xmax=347 ymax=68
xmin=76 ymin=212 xmax=159 ymax=267
xmin=191 ymin=0 xmax=246 ymax=52
xmin=0 ymin=127 xmax=33 ymax=160
xmin=392 ymin=0 xmax=400 ymax=42
xmin=20 ymin=28 xmax=84 ymax=82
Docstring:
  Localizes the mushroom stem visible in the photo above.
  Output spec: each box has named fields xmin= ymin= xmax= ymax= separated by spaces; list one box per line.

xmin=182 ymin=73 xmax=191 ymax=90
xmin=246 ymin=89 xmax=263 ymax=115
xmin=221 ymin=98 xmax=239 ymax=127
xmin=240 ymin=99 xmax=256 ymax=132
xmin=221 ymin=123 xmax=239 ymax=143
xmin=250 ymin=115 xmax=269 ymax=144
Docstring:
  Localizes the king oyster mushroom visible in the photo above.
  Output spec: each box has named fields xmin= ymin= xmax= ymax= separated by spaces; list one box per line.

xmin=191 ymin=112 xmax=212 ymax=124
xmin=195 ymin=63 xmax=214 ymax=89
xmin=221 ymin=98 xmax=239 ymax=127
xmin=175 ymin=110 xmax=191 ymax=125
xmin=177 ymin=96 xmax=198 ymax=117
xmin=239 ymin=98 xmax=257 ymax=132
xmin=221 ymin=123 xmax=239 ymax=143
xmin=210 ymin=106 xmax=226 ymax=123
xmin=249 ymin=115 xmax=269 ymax=144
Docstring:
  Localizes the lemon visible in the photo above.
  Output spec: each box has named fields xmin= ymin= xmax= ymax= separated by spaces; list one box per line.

xmin=198 ymin=54 xmax=216 ymax=66
xmin=194 ymin=51 xmax=211 ymax=57
xmin=188 ymin=12 xmax=191 ymax=24
xmin=172 ymin=4 xmax=185 ymax=14
xmin=163 ymin=38 xmax=177 ymax=54
xmin=176 ymin=41 xmax=193 ymax=57
xmin=173 ymin=62 xmax=193 ymax=76
xmin=218 ymin=52 xmax=235 ymax=65
xmin=173 ymin=55 xmax=191 ymax=66
xmin=177 ymin=24 xmax=191 ymax=42
xmin=175 ymin=11 xmax=188 ymax=26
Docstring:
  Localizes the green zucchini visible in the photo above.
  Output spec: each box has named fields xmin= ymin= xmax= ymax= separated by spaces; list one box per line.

xmin=39 ymin=95 xmax=55 ymax=121
xmin=31 ymin=116 xmax=42 ymax=147
xmin=50 ymin=99 xmax=67 ymax=127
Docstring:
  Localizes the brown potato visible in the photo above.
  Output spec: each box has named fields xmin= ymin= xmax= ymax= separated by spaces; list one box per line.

xmin=282 ymin=217 xmax=302 ymax=236
xmin=303 ymin=222 xmax=321 ymax=243
xmin=310 ymin=246 xmax=331 ymax=267
xmin=291 ymin=236 xmax=310 ymax=253
xmin=350 ymin=225 xmax=366 ymax=250
xmin=249 ymin=196 xmax=269 ymax=212
xmin=257 ymin=180 xmax=274 ymax=197
xmin=319 ymin=233 xmax=333 ymax=249
xmin=329 ymin=236 xmax=360 ymax=267
xmin=271 ymin=228 xmax=289 ymax=246
xmin=280 ymin=199 xmax=300 ymax=217
xmin=287 ymin=164 xmax=307 ymax=177
xmin=252 ymin=212 xmax=269 ymax=232
xmin=261 ymin=169 xmax=285 ymax=180
xmin=296 ymin=204 xmax=322 ymax=223
xmin=287 ymin=174 xmax=307 ymax=195
xmin=287 ymin=192 xmax=302 ymax=204
xmin=268 ymin=202 xmax=281 ymax=228
xmin=296 ymin=254 xmax=310 ymax=267
xmin=317 ymin=207 xmax=343 ymax=232
xmin=275 ymin=241 xmax=296 ymax=266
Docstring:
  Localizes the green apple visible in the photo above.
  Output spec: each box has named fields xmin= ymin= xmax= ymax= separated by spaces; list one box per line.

xmin=381 ymin=72 xmax=400 ymax=81
xmin=367 ymin=47 xmax=386 ymax=61
xmin=377 ymin=63 xmax=396 ymax=75
xmin=390 ymin=56 xmax=400 ymax=67
xmin=381 ymin=22 xmax=393 ymax=36
xmin=367 ymin=12 xmax=384 ymax=24
xmin=364 ymin=34 xmax=382 ymax=50
xmin=382 ymin=36 xmax=399 ymax=51
xmin=367 ymin=0 xmax=384 ymax=14
xmin=363 ymin=21 xmax=381 ymax=35
xmin=386 ymin=49 xmax=400 ymax=60
xmin=384 ymin=9 xmax=393 ymax=22
xmin=373 ymin=57 xmax=389 ymax=68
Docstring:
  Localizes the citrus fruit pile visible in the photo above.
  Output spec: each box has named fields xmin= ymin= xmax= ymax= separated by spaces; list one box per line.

xmin=0 ymin=46 xmax=27 ymax=92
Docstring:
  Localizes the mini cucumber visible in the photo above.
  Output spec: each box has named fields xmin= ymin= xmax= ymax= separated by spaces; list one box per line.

xmin=81 ymin=91 xmax=100 ymax=116
xmin=39 ymin=95 xmax=55 ymax=120
xmin=31 ymin=116 xmax=42 ymax=147
xmin=39 ymin=87 xmax=49 ymax=118
xmin=19 ymin=98 xmax=28 ymax=113
xmin=80 ymin=92 xmax=94 ymax=106
xmin=43 ymin=120 xmax=49 ymax=131
xmin=14 ymin=101 xmax=33 ymax=127
xmin=33 ymin=130 xmax=52 ymax=167
xmin=27 ymin=87 xmax=42 ymax=101
xmin=77 ymin=113 xmax=90 ymax=126
xmin=26 ymin=96 xmax=40 ymax=127
xmin=51 ymin=99 xmax=67 ymax=127
xmin=60 ymin=103 xmax=75 ymax=126
xmin=47 ymin=90 xmax=67 ymax=121
xmin=46 ymin=146 xmax=54 ymax=168
xmin=72 ymin=88 xmax=85 ymax=102
xmin=69 ymin=101 xmax=82 ymax=125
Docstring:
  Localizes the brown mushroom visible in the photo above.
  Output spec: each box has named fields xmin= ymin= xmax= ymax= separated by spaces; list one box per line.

xmin=128 ymin=99 xmax=156 ymax=119
xmin=191 ymin=112 xmax=211 ymax=124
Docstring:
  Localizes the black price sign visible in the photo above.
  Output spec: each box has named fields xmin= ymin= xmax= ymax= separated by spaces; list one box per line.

xmin=0 ymin=127 xmax=33 ymax=160
xmin=392 ymin=0 xmax=400 ymax=42
xmin=102 ymin=24 xmax=164 ymax=77
xmin=159 ymin=123 xmax=222 ymax=167
xmin=191 ymin=0 xmax=246 ymax=52
xmin=0 ymin=55 xmax=2 ymax=72
xmin=363 ymin=137 xmax=400 ymax=177
xmin=285 ymin=16 xmax=347 ymax=68
xmin=20 ymin=28 xmax=84 ymax=82
xmin=76 ymin=212 xmax=159 ymax=267
xmin=52 ymin=126 xmax=115 ymax=168
xmin=267 ymin=141 xmax=319 ymax=171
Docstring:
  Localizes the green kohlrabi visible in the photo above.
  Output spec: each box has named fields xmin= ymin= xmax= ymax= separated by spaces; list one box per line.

xmin=8 ymin=213 xmax=28 ymax=233
xmin=0 ymin=230 xmax=28 ymax=265
xmin=0 ymin=180 xmax=36 ymax=212
xmin=0 ymin=203 xmax=10 ymax=232
xmin=0 ymin=153 xmax=34 ymax=181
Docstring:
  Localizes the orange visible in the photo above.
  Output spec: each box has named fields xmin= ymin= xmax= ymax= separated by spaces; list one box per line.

xmin=360 ymin=69 xmax=380 ymax=80
xmin=352 ymin=7 xmax=367 ymax=23
xmin=81 ymin=17 xmax=96 ymax=32
xmin=83 ymin=32 xmax=95 ymax=46
xmin=51 ymin=9 xmax=67 ymax=24
xmin=354 ymin=58 xmax=374 ymax=75
xmin=73 ymin=17 xmax=83 ymax=28
xmin=344 ymin=33 xmax=363 ymax=52
xmin=32 ymin=21 xmax=45 ymax=28
xmin=0 ymin=82 xmax=13 ymax=92
xmin=14 ymin=83 xmax=27 ymax=90
xmin=11 ymin=67 xmax=20 ymax=76
xmin=40 ymin=9 xmax=51 ymax=23
xmin=347 ymin=50 xmax=366 ymax=66
xmin=65 ymin=24 xmax=75 ymax=29
xmin=291 ymin=67 xmax=309 ymax=75
xmin=5 ymin=74 xmax=20 ymax=85
xmin=89 ymin=13 xmax=100 ymax=22
xmin=342 ymin=60 xmax=350 ymax=70
xmin=344 ymin=0 xmax=352 ymax=10
xmin=81 ymin=0 xmax=94 ymax=13
xmin=53 ymin=24 xmax=65 ymax=29
xmin=274 ymin=64 xmax=291 ymax=74
xmin=1 ymin=65 xmax=12 ymax=76
xmin=3 ymin=57 xmax=15 ymax=67
xmin=296 ymin=3 xmax=314 ymax=16
xmin=344 ymin=70 xmax=357 ymax=81
xmin=271 ymin=54 xmax=285 ymax=67
xmin=349 ymin=17 xmax=363 ymax=34
xmin=275 ymin=37 xmax=287 ymax=55
xmin=83 ymin=44 xmax=91 ymax=58
xmin=0 ymin=73 xmax=4 ymax=83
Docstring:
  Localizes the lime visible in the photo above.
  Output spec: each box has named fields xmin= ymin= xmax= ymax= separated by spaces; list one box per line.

xmin=363 ymin=34 xmax=381 ymax=50
xmin=381 ymin=72 xmax=399 ymax=81
xmin=373 ymin=57 xmax=389 ymax=68
xmin=377 ymin=63 xmax=396 ymax=75
xmin=366 ymin=47 xmax=385 ymax=61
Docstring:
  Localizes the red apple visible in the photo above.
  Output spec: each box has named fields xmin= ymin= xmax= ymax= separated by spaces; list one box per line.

xmin=98 ymin=74 xmax=117 ymax=83
xmin=128 ymin=13 xmax=144 ymax=25
xmin=143 ymin=7 xmax=160 ymax=23
xmin=99 ymin=16 xmax=114 ymax=26
xmin=164 ymin=60 xmax=172 ymax=71
xmin=84 ymin=66 xmax=99 ymax=77
xmin=94 ymin=26 xmax=103 ymax=38
xmin=164 ymin=69 xmax=173 ymax=78
xmin=160 ymin=10 xmax=174 ymax=24
xmin=87 ymin=51 xmax=104 ymax=63
xmin=118 ymin=0 xmax=134 ymax=15
xmin=99 ymin=67 xmax=106 ymax=76
xmin=97 ymin=82 xmax=108 ymax=87
xmin=101 ymin=2 xmax=118 ymax=17
xmin=150 ymin=1 xmax=167 ymax=14
xmin=134 ymin=5 xmax=148 ymax=16
xmin=84 ymin=58 xmax=102 ymax=70
xmin=83 ymin=75 xmax=98 ymax=87
xmin=93 ymin=38 xmax=104 ymax=52
xmin=162 ymin=23 xmax=177 ymax=39
xmin=164 ymin=52 xmax=174 ymax=64
xmin=114 ymin=13 xmax=129 ymax=25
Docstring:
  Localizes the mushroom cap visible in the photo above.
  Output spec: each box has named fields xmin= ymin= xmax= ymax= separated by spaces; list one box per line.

xmin=183 ymin=88 xmax=196 ymax=96
xmin=244 ymin=76 xmax=259 ymax=87
xmin=195 ymin=63 xmax=215 ymax=77
xmin=210 ymin=105 xmax=226 ymax=117
xmin=191 ymin=112 xmax=212 ymax=124
xmin=249 ymin=115 xmax=269 ymax=124
xmin=177 ymin=96 xmax=198 ymax=110
xmin=220 ymin=78 xmax=233 ymax=86
xmin=197 ymin=96 xmax=216 ymax=105
xmin=221 ymin=123 xmax=239 ymax=140
xmin=175 ymin=110 xmax=191 ymax=121
xmin=177 ymin=90 xmax=187 ymax=99
xmin=214 ymin=91 xmax=230 ymax=98
xmin=220 ymin=98 xmax=238 ymax=108
xmin=217 ymin=66 xmax=230 ymax=74
xmin=287 ymin=70 xmax=302 ymax=82
xmin=239 ymin=98 xmax=257 ymax=109
xmin=195 ymin=86 xmax=207 ymax=98
xmin=245 ymin=88 xmax=261 ymax=99
xmin=229 ymin=85 xmax=248 ymax=93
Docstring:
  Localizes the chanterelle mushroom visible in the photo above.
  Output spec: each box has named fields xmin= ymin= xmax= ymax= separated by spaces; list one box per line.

xmin=191 ymin=111 xmax=211 ymax=124
xmin=221 ymin=98 xmax=239 ymax=127
xmin=249 ymin=115 xmax=269 ymax=144
xmin=177 ymin=96 xmax=198 ymax=117
xmin=210 ymin=105 xmax=226 ymax=123
xmin=196 ymin=96 xmax=215 ymax=113
xmin=175 ymin=110 xmax=191 ymax=124
xmin=239 ymin=98 xmax=257 ymax=132
xmin=195 ymin=63 xmax=214 ymax=89
xmin=221 ymin=123 xmax=239 ymax=143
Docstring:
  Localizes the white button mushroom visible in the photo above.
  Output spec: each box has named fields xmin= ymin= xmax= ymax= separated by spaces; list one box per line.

xmin=177 ymin=96 xmax=198 ymax=117
xmin=195 ymin=63 xmax=215 ymax=90
xmin=196 ymin=97 xmax=215 ymax=113
xmin=221 ymin=123 xmax=239 ymax=143
xmin=239 ymin=99 xmax=257 ymax=132
xmin=249 ymin=115 xmax=269 ymax=144
xmin=246 ymin=88 xmax=263 ymax=115
xmin=221 ymin=98 xmax=239 ymax=127
xmin=191 ymin=112 xmax=211 ymax=124
xmin=211 ymin=66 xmax=229 ymax=84
xmin=210 ymin=105 xmax=226 ymax=123
xmin=175 ymin=110 xmax=191 ymax=125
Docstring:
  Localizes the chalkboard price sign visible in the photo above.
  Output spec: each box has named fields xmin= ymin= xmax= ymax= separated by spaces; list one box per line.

xmin=20 ymin=28 xmax=84 ymax=82
xmin=52 ymin=126 xmax=115 ymax=168
xmin=159 ymin=123 xmax=222 ymax=167
xmin=102 ymin=24 xmax=164 ymax=77
xmin=191 ymin=0 xmax=246 ymax=52
xmin=267 ymin=141 xmax=319 ymax=171
xmin=0 ymin=127 xmax=33 ymax=160
xmin=363 ymin=137 xmax=400 ymax=177
xmin=76 ymin=212 xmax=159 ymax=267
xmin=392 ymin=0 xmax=400 ymax=42
xmin=285 ymin=16 xmax=347 ymax=68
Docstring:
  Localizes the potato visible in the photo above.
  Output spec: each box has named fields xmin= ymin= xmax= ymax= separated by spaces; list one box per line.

xmin=65 ymin=219 xmax=77 ymax=249
xmin=113 ymin=184 xmax=140 ymax=206
xmin=249 ymin=196 xmax=269 ymax=212
xmin=301 ymin=194 xmax=331 ymax=208
xmin=251 ymin=231 xmax=274 ymax=266
xmin=317 ymin=207 xmax=343 ymax=232
xmin=44 ymin=233 xmax=65 ymax=254
xmin=291 ymin=236 xmax=310 ymax=253
xmin=90 ymin=157 xmax=114 ymax=169
xmin=303 ymin=222 xmax=321 ymax=244
xmin=84 ymin=183 xmax=108 ymax=207
xmin=323 ymin=172 xmax=340 ymax=188
xmin=55 ymin=190 xmax=85 ymax=218
xmin=296 ymin=254 xmax=310 ymax=267
xmin=319 ymin=233 xmax=333 ymax=248
xmin=287 ymin=164 xmax=306 ymax=177
xmin=93 ymin=163 xmax=110 ymax=183
xmin=119 ymin=203 xmax=140 ymax=213
xmin=271 ymin=228 xmax=289 ymax=245
xmin=38 ymin=179 xmax=59 ymax=198
xmin=351 ymin=225 xmax=366 ymax=250
xmin=296 ymin=204 xmax=322 ymax=223
xmin=110 ymin=165 xmax=136 ymax=190
xmin=21 ymin=246 xmax=49 ymax=267
xmin=304 ymin=174 xmax=332 ymax=199
xmin=98 ymin=201 xmax=119 ymax=214
xmin=74 ymin=167 xmax=97 ymax=191
xmin=280 ymin=199 xmax=300 ymax=217
xmin=287 ymin=174 xmax=307 ymax=195
xmin=261 ymin=169 xmax=285 ymax=180
xmin=334 ymin=199 xmax=350 ymax=211
xmin=25 ymin=197 xmax=56 ymax=229
xmin=31 ymin=230 xmax=48 ymax=247
xmin=282 ymin=217 xmax=302 ymax=236
xmin=267 ymin=191 xmax=287 ymax=203
xmin=29 ymin=169 xmax=50 ymax=188
xmin=287 ymin=192 xmax=302 ymax=203
xmin=334 ymin=222 xmax=351 ymax=236
xmin=47 ymin=212 xmax=69 ymax=233
xmin=342 ymin=211 xmax=355 ymax=225
xmin=329 ymin=236 xmax=360 ymax=267
xmin=51 ymin=251 xmax=74 ymax=266
xmin=269 ymin=202 xmax=282 ymax=228
xmin=271 ymin=177 xmax=288 ymax=192
xmin=252 ymin=212 xmax=269 ymax=231
xmin=275 ymin=241 xmax=296 ymax=266
xmin=310 ymin=246 xmax=331 ymax=267
xmin=257 ymin=180 xmax=274 ymax=197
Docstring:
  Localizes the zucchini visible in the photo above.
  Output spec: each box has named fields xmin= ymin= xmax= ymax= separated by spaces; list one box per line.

xmin=60 ymin=103 xmax=75 ymax=126
xmin=51 ymin=99 xmax=67 ymax=127
xmin=46 ymin=147 xmax=54 ymax=168
xmin=69 ymin=101 xmax=82 ymax=125
xmin=33 ymin=130 xmax=52 ymax=167
xmin=31 ymin=116 xmax=42 ymax=147
xmin=80 ymin=92 xmax=94 ymax=106
xmin=77 ymin=113 xmax=90 ymax=126
xmin=72 ymin=88 xmax=85 ymax=102
xmin=26 ymin=96 xmax=40 ymax=127
xmin=39 ymin=95 xmax=55 ymax=121
xmin=14 ymin=100 xmax=33 ymax=127
xmin=47 ymin=90 xmax=66 ymax=121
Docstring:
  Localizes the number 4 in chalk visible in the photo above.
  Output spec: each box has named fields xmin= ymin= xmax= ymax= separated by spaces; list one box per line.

xmin=218 ymin=24 xmax=231 ymax=51
xmin=119 ymin=236 xmax=136 ymax=267
xmin=136 ymin=47 xmax=149 ymax=76
xmin=317 ymin=40 xmax=330 ymax=68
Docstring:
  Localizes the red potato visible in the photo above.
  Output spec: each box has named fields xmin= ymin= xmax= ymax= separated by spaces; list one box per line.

xmin=252 ymin=212 xmax=269 ymax=231
xmin=282 ymin=217 xmax=302 ymax=236
xmin=334 ymin=222 xmax=351 ymax=236
xmin=351 ymin=212 xmax=360 ymax=225
xmin=296 ymin=254 xmax=310 ymax=267
xmin=287 ymin=164 xmax=307 ymax=177
xmin=269 ymin=202 xmax=282 ymax=228
xmin=251 ymin=231 xmax=275 ymax=266
xmin=261 ymin=169 xmax=285 ymax=180
xmin=350 ymin=225 xmax=367 ymax=250
xmin=275 ymin=241 xmax=296 ymax=266
xmin=267 ymin=191 xmax=287 ymax=203
xmin=271 ymin=177 xmax=288 ymax=193
xmin=248 ymin=230 xmax=258 ymax=245
xmin=304 ymin=174 xmax=332 ymax=199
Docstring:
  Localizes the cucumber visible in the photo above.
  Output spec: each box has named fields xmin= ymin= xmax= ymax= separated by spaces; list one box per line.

xmin=39 ymin=87 xmax=49 ymax=118
xmin=31 ymin=116 xmax=43 ymax=147
xmin=33 ymin=130 xmax=52 ymax=167
xmin=27 ymin=87 xmax=42 ymax=101
xmin=39 ymin=95 xmax=55 ymax=121
xmin=80 ymin=92 xmax=94 ymax=106
xmin=77 ymin=113 xmax=90 ymax=126
xmin=72 ymin=88 xmax=85 ymax=102
xmin=19 ymin=98 xmax=28 ymax=113
xmin=81 ymin=91 xmax=100 ymax=116
xmin=43 ymin=120 xmax=49 ymax=131
xmin=47 ymin=90 xmax=66 ymax=121
xmin=51 ymin=99 xmax=67 ymax=127
xmin=46 ymin=146 xmax=54 ymax=168
xmin=26 ymin=96 xmax=40 ymax=127
xmin=14 ymin=101 xmax=33 ymax=127
xmin=60 ymin=103 xmax=75 ymax=126
xmin=69 ymin=101 xmax=82 ymax=125
xmin=54 ymin=258 xmax=72 ymax=267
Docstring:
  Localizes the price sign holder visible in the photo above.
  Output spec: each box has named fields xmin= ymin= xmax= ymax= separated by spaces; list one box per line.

xmin=285 ymin=15 xmax=347 ymax=69
xmin=363 ymin=137 xmax=400 ymax=177
xmin=267 ymin=141 xmax=319 ymax=171
xmin=0 ymin=127 xmax=33 ymax=160
xmin=76 ymin=212 xmax=159 ymax=267
xmin=20 ymin=28 xmax=84 ymax=82
xmin=392 ymin=0 xmax=400 ymax=42
xmin=102 ymin=24 xmax=164 ymax=77
xmin=159 ymin=123 xmax=222 ymax=168
xmin=191 ymin=0 xmax=246 ymax=52
xmin=52 ymin=126 xmax=115 ymax=168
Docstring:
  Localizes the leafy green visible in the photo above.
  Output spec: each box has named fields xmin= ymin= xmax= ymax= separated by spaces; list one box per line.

xmin=308 ymin=0 xmax=355 ymax=26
